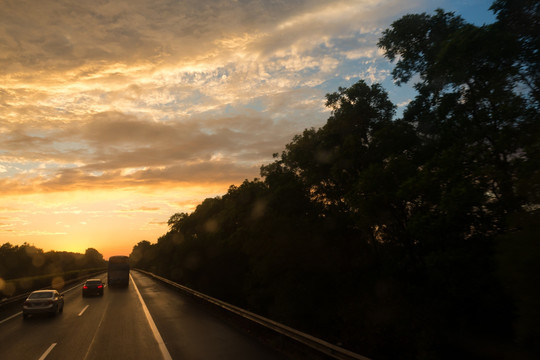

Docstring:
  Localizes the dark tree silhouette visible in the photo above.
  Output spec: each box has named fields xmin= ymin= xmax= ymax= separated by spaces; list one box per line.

xmin=129 ymin=2 xmax=538 ymax=358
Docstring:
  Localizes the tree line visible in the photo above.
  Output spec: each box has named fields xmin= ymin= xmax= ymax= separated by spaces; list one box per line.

xmin=130 ymin=1 xmax=539 ymax=359
xmin=0 ymin=243 xmax=106 ymax=297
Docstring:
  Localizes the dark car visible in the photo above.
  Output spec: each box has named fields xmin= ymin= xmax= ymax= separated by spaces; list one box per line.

xmin=82 ymin=279 xmax=104 ymax=297
xmin=22 ymin=290 xmax=64 ymax=319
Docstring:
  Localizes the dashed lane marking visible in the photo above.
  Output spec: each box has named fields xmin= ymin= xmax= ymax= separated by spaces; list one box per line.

xmin=38 ymin=343 xmax=56 ymax=360
xmin=78 ymin=305 xmax=89 ymax=316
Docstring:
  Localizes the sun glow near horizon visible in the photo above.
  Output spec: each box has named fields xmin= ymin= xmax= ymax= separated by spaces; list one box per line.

xmin=0 ymin=0 xmax=496 ymax=260
xmin=0 ymin=183 xmax=234 ymax=260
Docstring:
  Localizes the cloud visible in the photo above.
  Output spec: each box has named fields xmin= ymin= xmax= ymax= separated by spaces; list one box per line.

xmin=1 ymin=107 xmax=283 ymax=194
xmin=0 ymin=0 xmax=498 ymax=259
xmin=0 ymin=0 xmax=458 ymax=257
xmin=1 ymin=0 xmax=427 ymax=197
xmin=1 ymin=0 xmax=433 ymax=254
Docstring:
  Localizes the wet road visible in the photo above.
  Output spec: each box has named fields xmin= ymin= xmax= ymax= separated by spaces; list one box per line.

xmin=0 ymin=271 xmax=288 ymax=360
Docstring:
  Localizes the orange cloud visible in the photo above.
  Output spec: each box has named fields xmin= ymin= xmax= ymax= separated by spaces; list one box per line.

xmin=1 ymin=0 xmax=431 ymax=256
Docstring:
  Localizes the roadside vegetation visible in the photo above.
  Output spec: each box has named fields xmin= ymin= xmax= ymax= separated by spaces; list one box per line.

xmin=0 ymin=244 xmax=107 ymax=298
xmin=128 ymin=1 xmax=538 ymax=358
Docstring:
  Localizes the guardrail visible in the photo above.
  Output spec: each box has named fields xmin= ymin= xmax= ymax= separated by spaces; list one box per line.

xmin=0 ymin=270 xmax=106 ymax=309
xmin=136 ymin=269 xmax=371 ymax=360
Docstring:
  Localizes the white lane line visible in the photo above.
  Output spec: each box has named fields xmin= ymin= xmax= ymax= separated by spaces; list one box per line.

xmin=78 ymin=305 xmax=89 ymax=316
xmin=0 ymin=311 xmax=21 ymax=324
xmin=130 ymin=274 xmax=173 ymax=360
xmin=82 ymin=302 xmax=108 ymax=360
xmin=38 ymin=343 xmax=56 ymax=360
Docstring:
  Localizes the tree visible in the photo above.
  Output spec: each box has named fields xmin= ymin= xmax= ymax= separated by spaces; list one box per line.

xmin=84 ymin=248 xmax=105 ymax=268
xmin=130 ymin=240 xmax=157 ymax=272
xmin=377 ymin=6 xmax=538 ymax=358
xmin=264 ymin=81 xmax=397 ymax=210
xmin=491 ymin=0 xmax=540 ymax=106
xmin=378 ymin=8 xmax=536 ymax=226
xmin=127 ymin=3 xmax=537 ymax=358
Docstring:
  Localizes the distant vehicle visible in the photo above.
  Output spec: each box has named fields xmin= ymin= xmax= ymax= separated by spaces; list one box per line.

xmin=108 ymin=255 xmax=130 ymax=287
xmin=82 ymin=279 xmax=104 ymax=297
xmin=22 ymin=290 xmax=64 ymax=319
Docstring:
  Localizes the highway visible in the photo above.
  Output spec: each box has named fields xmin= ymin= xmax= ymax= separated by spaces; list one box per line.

xmin=0 ymin=271 xmax=288 ymax=360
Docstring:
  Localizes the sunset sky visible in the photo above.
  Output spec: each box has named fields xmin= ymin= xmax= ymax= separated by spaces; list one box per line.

xmin=1 ymin=0 xmax=496 ymax=259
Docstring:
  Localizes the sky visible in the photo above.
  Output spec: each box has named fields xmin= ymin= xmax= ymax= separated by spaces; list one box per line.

xmin=0 ymin=0 xmax=497 ymax=260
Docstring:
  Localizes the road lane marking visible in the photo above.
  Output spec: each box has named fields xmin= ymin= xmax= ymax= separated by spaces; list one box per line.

xmin=38 ymin=343 xmax=56 ymax=360
xmin=78 ymin=305 xmax=89 ymax=316
xmin=0 ymin=312 xmax=21 ymax=324
xmin=131 ymin=274 xmax=173 ymax=360
xmin=82 ymin=302 xmax=109 ymax=360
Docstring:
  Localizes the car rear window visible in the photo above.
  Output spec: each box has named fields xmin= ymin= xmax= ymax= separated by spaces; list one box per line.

xmin=86 ymin=280 xmax=102 ymax=285
xmin=29 ymin=291 xmax=54 ymax=299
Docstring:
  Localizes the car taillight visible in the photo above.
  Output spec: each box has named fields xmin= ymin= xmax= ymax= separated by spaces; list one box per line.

xmin=98 ymin=285 xmax=103 ymax=289
xmin=83 ymin=285 xmax=88 ymax=289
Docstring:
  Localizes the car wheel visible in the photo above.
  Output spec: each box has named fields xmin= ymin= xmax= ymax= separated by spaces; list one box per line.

xmin=23 ymin=313 xmax=28 ymax=319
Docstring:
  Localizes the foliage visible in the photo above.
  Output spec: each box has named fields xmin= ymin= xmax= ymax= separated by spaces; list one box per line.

xmin=130 ymin=2 xmax=538 ymax=359
xmin=0 ymin=243 xmax=107 ymax=297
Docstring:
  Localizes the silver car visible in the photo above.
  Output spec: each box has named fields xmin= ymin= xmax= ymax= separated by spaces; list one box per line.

xmin=22 ymin=290 xmax=64 ymax=319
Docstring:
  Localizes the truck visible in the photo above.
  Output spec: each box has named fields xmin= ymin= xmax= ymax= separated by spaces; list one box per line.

xmin=107 ymin=255 xmax=130 ymax=287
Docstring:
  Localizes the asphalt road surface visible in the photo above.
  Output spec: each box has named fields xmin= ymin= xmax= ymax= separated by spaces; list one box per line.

xmin=0 ymin=271 xmax=288 ymax=360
